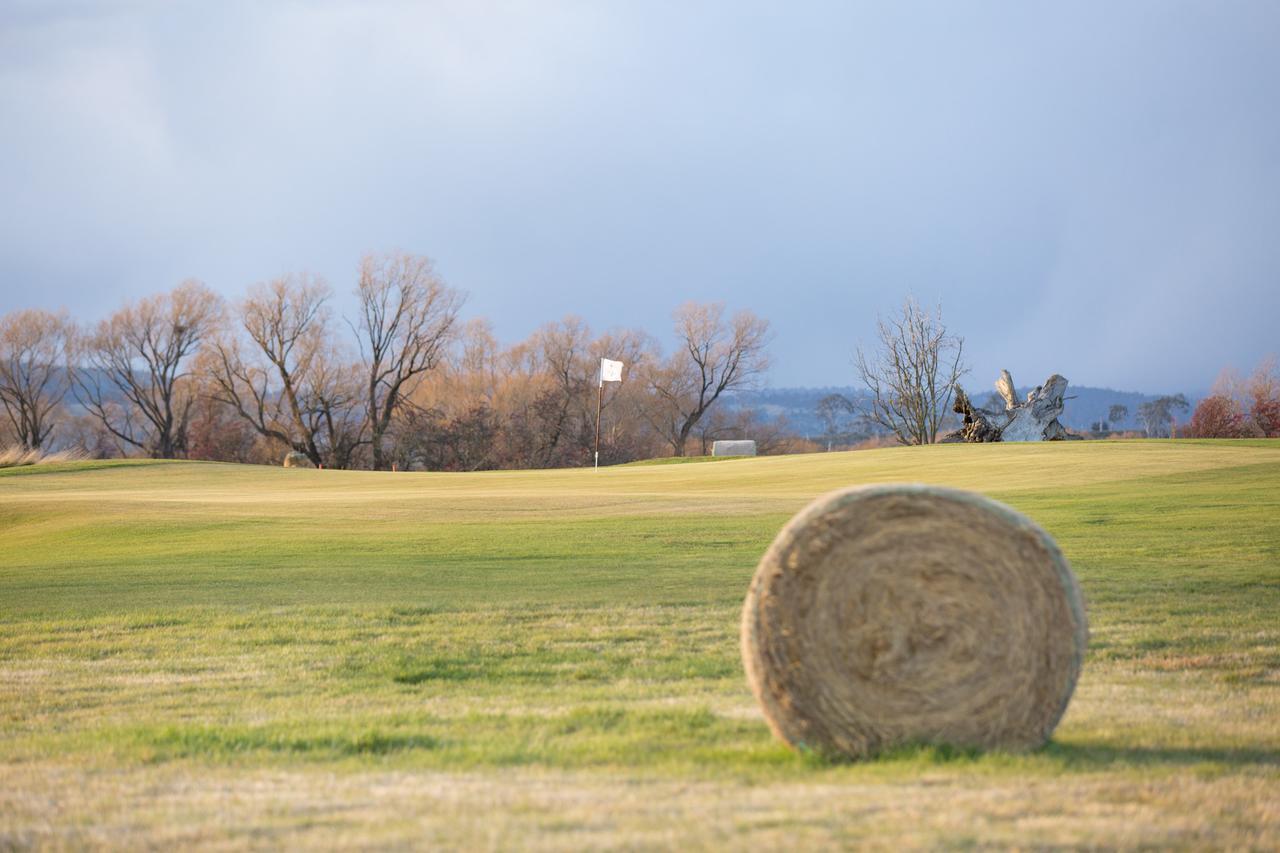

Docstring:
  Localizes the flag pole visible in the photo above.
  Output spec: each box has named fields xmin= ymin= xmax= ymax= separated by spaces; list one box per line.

xmin=594 ymin=366 xmax=603 ymax=471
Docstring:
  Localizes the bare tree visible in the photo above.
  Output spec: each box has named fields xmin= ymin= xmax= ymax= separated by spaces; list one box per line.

xmin=642 ymin=302 xmax=771 ymax=456
xmin=692 ymin=404 xmax=790 ymax=456
xmin=75 ymin=281 xmax=222 ymax=458
xmin=0 ymin=309 xmax=74 ymax=450
xmin=434 ymin=318 xmax=504 ymax=413
xmin=815 ymin=392 xmax=856 ymax=451
xmin=503 ymin=318 xmax=657 ymax=468
xmin=1136 ymin=394 xmax=1189 ymax=438
xmin=354 ymin=252 xmax=464 ymax=470
xmin=589 ymin=327 xmax=656 ymax=464
xmin=524 ymin=316 xmax=593 ymax=468
xmin=210 ymin=274 xmax=365 ymax=468
xmin=855 ymin=297 xmax=966 ymax=445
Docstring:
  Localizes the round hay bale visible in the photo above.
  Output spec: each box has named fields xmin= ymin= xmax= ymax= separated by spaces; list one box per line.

xmin=282 ymin=451 xmax=313 ymax=468
xmin=740 ymin=484 xmax=1087 ymax=759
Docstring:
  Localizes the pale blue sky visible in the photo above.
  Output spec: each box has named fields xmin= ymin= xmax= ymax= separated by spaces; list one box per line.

xmin=2 ymin=1 xmax=1277 ymax=392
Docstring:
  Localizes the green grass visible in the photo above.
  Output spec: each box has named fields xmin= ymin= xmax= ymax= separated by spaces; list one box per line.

xmin=2 ymin=440 xmax=1279 ymax=848
xmin=619 ymin=454 xmax=744 ymax=465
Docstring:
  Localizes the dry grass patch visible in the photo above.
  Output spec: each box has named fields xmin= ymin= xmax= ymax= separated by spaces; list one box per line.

xmin=0 ymin=444 xmax=86 ymax=468
xmin=2 ymin=762 xmax=1277 ymax=850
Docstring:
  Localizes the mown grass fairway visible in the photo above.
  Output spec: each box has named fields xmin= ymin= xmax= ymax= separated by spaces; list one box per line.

xmin=2 ymin=441 xmax=1279 ymax=848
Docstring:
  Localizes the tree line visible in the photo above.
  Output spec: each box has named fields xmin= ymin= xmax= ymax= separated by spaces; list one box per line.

xmin=7 ymin=271 xmax=1271 ymax=464
xmin=1185 ymin=360 xmax=1280 ymax=439
xmin=813 ymin=297 xmax=1278 ymax=446
xmin=0 ymin=251 xmax=778 ymax=469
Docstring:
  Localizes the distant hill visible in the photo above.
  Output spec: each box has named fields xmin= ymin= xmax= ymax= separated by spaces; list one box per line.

xmin=726 ymin=382 xmax=1204 ymax=438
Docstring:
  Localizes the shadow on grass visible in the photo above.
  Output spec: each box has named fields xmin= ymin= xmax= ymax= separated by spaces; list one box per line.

xmin=139 ymin=725 xmax=442 ymax=759
xmin=1042 ymin=741 xmax=1280 ymax=770
xmin=0 ymin=458 xmax=167 ymax=478
xmin=799 ymin=741 xmax=1280 ymax=772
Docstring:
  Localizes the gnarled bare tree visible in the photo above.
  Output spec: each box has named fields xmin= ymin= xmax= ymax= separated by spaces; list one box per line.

xmin=75 ymin=280 xmax=222 ymax=458
xmin=0 ymin=309 xmax=74 ymax=450
xmin=354 ymin=252 xmax=464 ymax=470
xmin=855 ymin=297 xmax=966 ymax=446
xmin=642 ymin=302 xmax=771 ymax=456
xmin=210 ymin=274 xmax=364 ymax=468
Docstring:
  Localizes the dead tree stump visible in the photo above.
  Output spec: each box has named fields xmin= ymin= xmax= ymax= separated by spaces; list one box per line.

xmin=944 ymin=370 xmax=1078 ymax=443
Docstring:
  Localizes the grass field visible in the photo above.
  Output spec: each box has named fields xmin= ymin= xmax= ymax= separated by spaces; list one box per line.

xmin=2 ymin=440 xmax=1279 ymax=849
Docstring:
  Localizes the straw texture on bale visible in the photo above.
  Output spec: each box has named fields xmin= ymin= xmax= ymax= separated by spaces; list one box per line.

xmin=741 ymin=484 xmax=1087 ymax=759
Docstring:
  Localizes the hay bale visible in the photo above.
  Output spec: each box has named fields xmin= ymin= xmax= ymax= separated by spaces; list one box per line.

xmin=712 ymin=440 xmax=757 ymax=457
xmin=282 ymin=451 xmax=313 ymax=468
xmin=740 ymin=484 xmax=1087 ymax=759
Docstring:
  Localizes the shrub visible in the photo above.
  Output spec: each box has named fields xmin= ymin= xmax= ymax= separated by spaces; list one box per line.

xmin=1187 ymin=395 xmax=1250 ymax=438
xmin=0 ymin=445 xmax=87 ymax=468
xmin=1252 ymin=395 xmax=1280 ymax=438
xmin=0 ymin=446 xmax=41 ymax=468
xmin=1247 ymin=359 xmax=1280 ymax=437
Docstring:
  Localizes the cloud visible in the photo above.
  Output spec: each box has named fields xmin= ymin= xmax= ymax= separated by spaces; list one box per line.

xmin=1 ymin=1 xmax=1277 ymax=392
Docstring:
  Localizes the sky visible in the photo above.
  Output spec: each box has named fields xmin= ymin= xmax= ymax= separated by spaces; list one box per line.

xmin=1 ymin=1 xmax=1277 ymax=394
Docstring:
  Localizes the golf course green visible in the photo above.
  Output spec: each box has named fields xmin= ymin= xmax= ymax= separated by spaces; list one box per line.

xmin=2 ymin=440 xmax=1277 ymax=847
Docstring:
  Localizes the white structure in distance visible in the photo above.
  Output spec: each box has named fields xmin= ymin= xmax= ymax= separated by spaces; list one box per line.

xmin=712 ymin=440 xmax=757 ymax=457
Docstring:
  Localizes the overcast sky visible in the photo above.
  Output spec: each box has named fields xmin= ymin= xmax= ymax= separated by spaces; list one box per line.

xmin=2 ymin=1 xmax=1277 ymax=393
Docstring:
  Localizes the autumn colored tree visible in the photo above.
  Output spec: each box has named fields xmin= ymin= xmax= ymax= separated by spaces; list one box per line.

xmin=507 ymin=317 xmax=655 ymax=468
xmin=588 ymin=327 xmax=656 ymax=464
xmin=1187 ymin=395 xmax=1249 ymax=438
xmin=392 ymin=315 xmax=659 ymax=471
xmin=185 ymin=386 xmax=273 ymax=464
xmin=389 ymin=318 xmax=504 ymax=470
xmin=1246 ymin=358 xmax=1280 ymax=437
xmin=502 ymin=316 xmax=595 ymax=469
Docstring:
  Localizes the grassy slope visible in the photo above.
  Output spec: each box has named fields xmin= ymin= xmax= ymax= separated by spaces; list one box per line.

xmin=1 ymin=441 xmax=1278 ymax=848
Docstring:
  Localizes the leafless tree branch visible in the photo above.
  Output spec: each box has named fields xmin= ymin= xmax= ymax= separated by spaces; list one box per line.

xmin=855 ymin=297 xmax=966 ymax=445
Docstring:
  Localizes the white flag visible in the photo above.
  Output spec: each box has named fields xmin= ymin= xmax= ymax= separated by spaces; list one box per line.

xmin=600 ymin=358 xmax=624 ymax=383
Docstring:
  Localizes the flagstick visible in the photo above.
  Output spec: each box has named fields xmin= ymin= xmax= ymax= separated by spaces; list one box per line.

xmin=594 ymin=369 xmax=603 ymax=471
